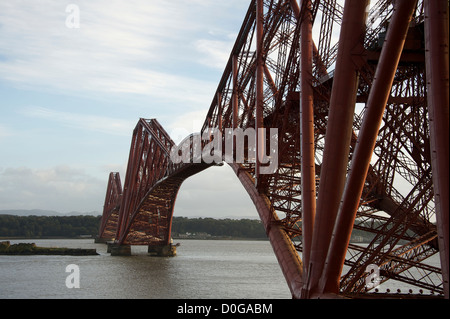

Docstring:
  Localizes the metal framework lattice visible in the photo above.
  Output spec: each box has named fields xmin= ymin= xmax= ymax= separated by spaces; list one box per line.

xmin=98 ymin=0 xmax=449 ymax=299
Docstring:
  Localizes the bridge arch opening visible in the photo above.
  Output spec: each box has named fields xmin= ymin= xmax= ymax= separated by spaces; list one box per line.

xmin=174 ymin=164 xmax=258 ymax=220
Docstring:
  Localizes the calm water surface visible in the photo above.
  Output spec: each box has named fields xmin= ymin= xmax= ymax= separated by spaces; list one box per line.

xmin=0 ymin=239 xmax=292 ymax=299
xmin=1 ymin=239 xmax=442 ymax=299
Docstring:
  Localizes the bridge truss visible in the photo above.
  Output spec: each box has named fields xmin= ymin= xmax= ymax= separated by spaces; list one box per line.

xmin=98 ymin=0 xmax=449 ymax=299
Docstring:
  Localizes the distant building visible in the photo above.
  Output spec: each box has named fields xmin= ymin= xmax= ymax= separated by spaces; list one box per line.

xmin=174 ymin=232 xmax=211 ymax=239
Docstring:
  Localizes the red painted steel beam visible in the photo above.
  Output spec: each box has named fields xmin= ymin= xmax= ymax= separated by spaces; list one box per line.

xmin=299 ymin=0 xmax=315 ymax=272
xmin=98 ymin=172 xmax=122 ymax=239
xmin=217 ymin=92 xmax=223 ymax=131
xmin=306 ymin=0 xmax=369 ymax=297
xmin=230 ymin=163 xmax=304 ymax=298
xmin=319 ymin=0 xmax=419 ymax=295
xmin=255 ymin=0 xmax=264 ymax=185
xmin=232 ymin=54 xmax=239 ymax=130
xmin=424 ymin=0 xmax=449 ymax=299
xmin=290 ymin=0 xmax=329 ymax=79
xmin=115 ymin=123 xmax=141 ymax=242
xmin=114 ymin=119 xmax=177 ymax=245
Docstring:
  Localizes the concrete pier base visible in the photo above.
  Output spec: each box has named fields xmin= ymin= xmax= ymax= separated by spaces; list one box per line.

xmin=109 ymin=244 xmax=131 ymax=256
xmin=148 ymin=244 xmax=177 ymax=257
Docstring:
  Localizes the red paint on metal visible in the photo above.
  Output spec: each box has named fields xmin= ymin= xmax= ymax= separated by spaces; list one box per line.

xmin=98 ymin=172 xmax=122 ymax=240
xmin=299 ymin=0 xmax=315 ymax=272
xmin=320 ymin=0 xmax=419 ymax=295
xmin=424 ymin=0 xmax=449 ymax=299
xmin=255 ymin=0 xmax=264 ymax=185
xmin=230 ymin=163 xmax=303 ymax=298
xmin=98 ymin=0 xmax=449 ymax=299
xmin=307 ymin=0 xmax=370 ymax=295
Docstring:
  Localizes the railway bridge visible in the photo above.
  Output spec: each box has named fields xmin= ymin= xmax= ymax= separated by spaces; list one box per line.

xmin=97 ymin=0 xmax=449 ymax=299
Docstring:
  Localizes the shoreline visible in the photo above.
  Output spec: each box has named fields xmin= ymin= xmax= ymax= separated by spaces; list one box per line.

xmin=1 ymin=236 xmax=375 ymax=244
xmin=0 ymin=241 xmax=98 ymax=256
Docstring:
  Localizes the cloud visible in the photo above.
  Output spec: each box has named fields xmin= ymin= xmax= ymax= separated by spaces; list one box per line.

xmin=0 ymin=1 xmax=254 ymax=217
xmin=0 ymin=144 xmax=258 ymax=217
xmin=0 ymin=125 xmax=13 ymax=140
xmin=194 ymin=37 xmax=235 ymax=69
xmin=0 ymin=0 xmax=217 ymax=107
xmin=20 ymin=106 xmax=136 ymax=136
xmin=0 ymin=166 xmax=105 ymax=213
xmin=166 ymin=110 xmax=209 ymax=144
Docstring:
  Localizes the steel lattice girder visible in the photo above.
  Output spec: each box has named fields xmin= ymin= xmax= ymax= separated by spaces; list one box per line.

xmin=99 ymin=0 xmax=449 ymax=299
xmin=98 ymin=172 xmax=122 ymax=240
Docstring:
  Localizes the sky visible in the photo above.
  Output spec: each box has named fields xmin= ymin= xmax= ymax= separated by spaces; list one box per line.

xmin=0 ymin=0 xmax=259 ymax=218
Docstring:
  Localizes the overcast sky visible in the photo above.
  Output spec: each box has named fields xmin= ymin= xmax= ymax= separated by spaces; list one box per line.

xmin=0 ymin=0 xmax=259 ymax=218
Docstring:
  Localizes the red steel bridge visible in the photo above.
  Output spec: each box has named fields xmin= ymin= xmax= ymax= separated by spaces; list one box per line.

xmin=97 ymin=0 xmax=449 ymax=299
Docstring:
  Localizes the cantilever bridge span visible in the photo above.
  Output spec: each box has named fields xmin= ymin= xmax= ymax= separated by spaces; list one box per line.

xmin=98 ymin=0 xmax=449 ymax=299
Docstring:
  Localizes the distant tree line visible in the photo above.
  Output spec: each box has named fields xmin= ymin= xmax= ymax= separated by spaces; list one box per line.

xmin=0 ymin=215 xmax=101 ymax=238
xmin=0 ymin=214 xmax=386 ymax=242
xmin=0 ymin=215 xmax=267 ymax=239
xmin=171 ymin=217 xmax=267 ymax=239
xmin=1 ymin=213 xmax=384 ymax=241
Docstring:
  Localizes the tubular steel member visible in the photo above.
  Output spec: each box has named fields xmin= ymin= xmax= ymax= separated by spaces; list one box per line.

xmin=255 ymin=0 xmax=265 ymax=187
xmin=424 ymin=0 xmax=449 ymax=298
xmin=299 ymin=0 xmax=315 ymax=272
xmin=306 ymin=0 xmax=370 ymax=297
xmin=320 ymin=0 xmax=419 ymax=295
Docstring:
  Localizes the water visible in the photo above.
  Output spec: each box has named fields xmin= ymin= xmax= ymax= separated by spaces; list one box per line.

xmin=1 ymin=239 xmax=443 ymax=299
xmin=0 ymin=239 xmax=292 ymax=299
